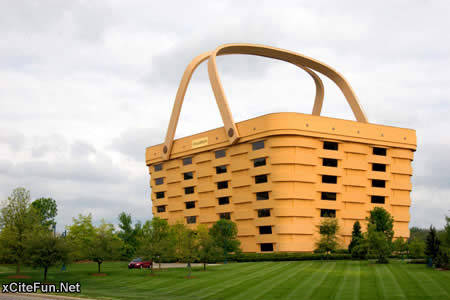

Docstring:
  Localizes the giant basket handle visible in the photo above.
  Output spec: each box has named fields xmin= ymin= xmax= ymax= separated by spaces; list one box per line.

xmin=162 ymin=46 xmax=326 ymax=160
xmin=208 ymin=43 xmax=368 ymax=145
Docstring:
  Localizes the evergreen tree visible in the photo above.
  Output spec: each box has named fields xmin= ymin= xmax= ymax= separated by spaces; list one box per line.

xmin=348 ymin=221 xmax=362 ymax=254
xmin=425 ymin=225 xmax=441 ymax=262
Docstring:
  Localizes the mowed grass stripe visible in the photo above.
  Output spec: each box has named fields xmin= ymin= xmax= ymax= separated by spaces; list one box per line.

xmin=166 ymin=262 xmax=273 ymax=295
xmin=333 ymin=261 xmax=360 ymax=300
xmin=193 ymin=261 xmax=292 ymax=299
xmin=160 ymin=262 xmax=273 ymax=296
xmin=285 ymin=261 xmax=336 ymax=299
xmin=390 ymin=263 xmax=432 ymax=300
xmin=313 ymin=260 xmax=347 ymax=299
xmin=306 ymin=261 xmax=343 ymax=300
xmin=243 ymin=261 xmax=316 ymax=300
xmin=380 ymin=264 xmax=407 ymax=299
xmin=422 ymin=271 xmax=450 ymax=297
xmin=425 ymin=266 xmax=450 ymax=295
xmin=363 ymin=263 xmax=382 ymax=300
xmin=258 ymin=261 xmax=318 ymax=298
xmin=224 ymin=261 xmax=298 ymax=300
xmin=153 ymin=262 xmax=267 ymax=294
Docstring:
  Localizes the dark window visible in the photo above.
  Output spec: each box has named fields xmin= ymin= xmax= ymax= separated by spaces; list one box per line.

xmin=321 ymin=192 xmax=337 ymax=201
xmin=217 ymin=181 xmax=228 ymax=189
xmin=156 ymin=192 xmax=165 ymax=199
xmin=258 ymin=209 xmax=271 ymax=218
xmin=320 ymin=209 xmax=336 ymax=218
xmin=372 ymin=179 xmax=386 ymax=188
xmin=323 ymin=141 xmax=338 ymax=150
xmin=323 ymin=158 xmax=338 ymax=167
xmin=184 ymin=172 xmax=194 ymax=180
xmin=256 ymin=191 xmax=269 ymax=200
xmin=216 ymin=165 xmax=227 ymax=174
xmin=219 ymin=212 xmax=231 ymax=220
xmin=154 ymin=164 xmax=163 ymax=171
xmin=155 ymin=177 xmax=164 ymax=185
xmin=255 ymin=175 xmax=268 ymax=184
xmin=253 ymin=157 xmax=266 ymax=167
xmin=372 ymin=163 xmax=386 ymax=172
xmin=252 ymin=141 xmax=265 ymax=150
xmin=186 ymin=216 xmax=196 ymax=224
xmin=259 ymin=226 xmax=272 ymax=234
xmin=260 ymin=243 xmax=274 ymax=252
xmin=215 ymin=150 xmax=226 ymax=158
xmin=185 ymin=201 xmax=195 ymax=209
xmin=218 ymin=197 xmax=230 ymax=205
xmin=184 ymin=186 xmax=195 ymax=194
xmin=156 ymin=205 xmax=166 ymax=213
xmin=371 ymin=195 xmax=385 ymax=204
xmin=183 ymin=157 xmax=192 ymax=165
xmin=373 ymin=147 xmax=387 ymax=156
xmin=322 ymin=175 xmax=337 ymax=184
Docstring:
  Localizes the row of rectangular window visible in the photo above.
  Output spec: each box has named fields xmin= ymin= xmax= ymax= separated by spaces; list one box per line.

xmin=155 ymin=207 xmax=270 ymax=219
xmin=323 ymin=141 xmax=387 ymax=157
xmin=155 ymin=163 xmax=384 ymax=187
xmin=321 ymin=193 xmax=386 ymax=204
xmin=154 ymin=157 xmax=265 ymax=185
xmin=156 ymin=206 xmax=351 ymax=221
xmin=153 ymin=141 xmax=265 ymax=172
xmin=153 ymin=142 xmax=386 ymax=172
xmin=322 ymin=159 xmax=387 ymax=173
xmin=154 ymin=191 xmax=269 ymax=202
xmin=187 ymin=213 xmax=231 ymax=224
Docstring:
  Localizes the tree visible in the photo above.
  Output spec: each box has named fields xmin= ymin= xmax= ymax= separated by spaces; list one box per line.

xmin=172 ymin=224 xmax=198 ymax=278
xmin=209 ymin=219 xmax=241 ymax=259
xmin=393 ymin=238 xmax=408 ymax=256
xmin=137 ymin=217 xmax=172 ymax=272
xmin=87 ymin=221 xmax=123 ymax=274
xmin=435 ymin=248 xmax=449 ymax=269
xmin=409 ymin=227 xmax=429 ymax=242
xmin=351 ymin=237 xmax=369 ymax=259
xmin=0 ymin=187 xmax=39 ymax=273
xmin=443 ymin=216 xmax=450 ymax=248
xmin=117 ymin=212 xmax=141 ymax=259
xmin=365 ymin=208 xmax=395 ymax=263
xmin=31 ymin=198 xmax=57 ymax=229
xmin=66 ymin=214 xmax=96 ymax=261
xmin=425 ymin=225 xmax=441 ymax=263
xmin=315 ymin=218 xmax=340 ymax=254
xmin=367 ymin=223 xmax=391 ymax=264
xmin=367 ymin=207 xmax=394 ymax=242
xmin=26 ymin=229 xmax=70 ymax=281
xmin=348 ymin=221 xmax=363 ymax=254
xmin=197 ymin=225 xmax=222 ymax=271
xmin=408 ymin=239 xmax=425 ymax=258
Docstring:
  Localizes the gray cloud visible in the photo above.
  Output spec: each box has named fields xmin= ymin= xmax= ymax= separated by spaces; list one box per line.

xmin=71 ymin=140 xmax=96 ymax=158
xmin=110 ymin=127 xmax=164 ymax=162
xmin=0 ymin=129 xmax=25 ymax=151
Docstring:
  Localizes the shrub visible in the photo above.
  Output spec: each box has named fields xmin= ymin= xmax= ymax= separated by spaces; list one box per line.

xmin=435 ymin=248 xmax=449 ymax=269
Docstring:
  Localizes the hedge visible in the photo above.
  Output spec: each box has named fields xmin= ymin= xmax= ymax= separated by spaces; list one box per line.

xmin=229 ymin=252 xmax=352 ymax=262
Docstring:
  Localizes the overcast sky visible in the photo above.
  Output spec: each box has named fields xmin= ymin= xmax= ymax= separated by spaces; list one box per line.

xmin=1 ymin=1 xmax=449 ymax=230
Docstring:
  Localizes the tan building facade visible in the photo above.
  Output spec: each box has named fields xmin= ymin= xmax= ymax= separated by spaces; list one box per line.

xmin=146 ymin=113 xmax=416 ymax=252
xmin=145 ymin=44 xmax=417 ymax=252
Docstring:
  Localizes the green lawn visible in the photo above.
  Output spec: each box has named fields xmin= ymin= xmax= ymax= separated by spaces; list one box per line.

xmin=1 ymin=261 xmax=449 ymax=300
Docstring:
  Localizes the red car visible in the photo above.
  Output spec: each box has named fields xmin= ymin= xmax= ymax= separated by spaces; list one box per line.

xmin=128 ymin=258 xmax=152 ymax=269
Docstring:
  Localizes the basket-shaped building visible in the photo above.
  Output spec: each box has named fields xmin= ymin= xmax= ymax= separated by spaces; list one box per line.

xmin=145 ymin=44 xmax=416 ymax=252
